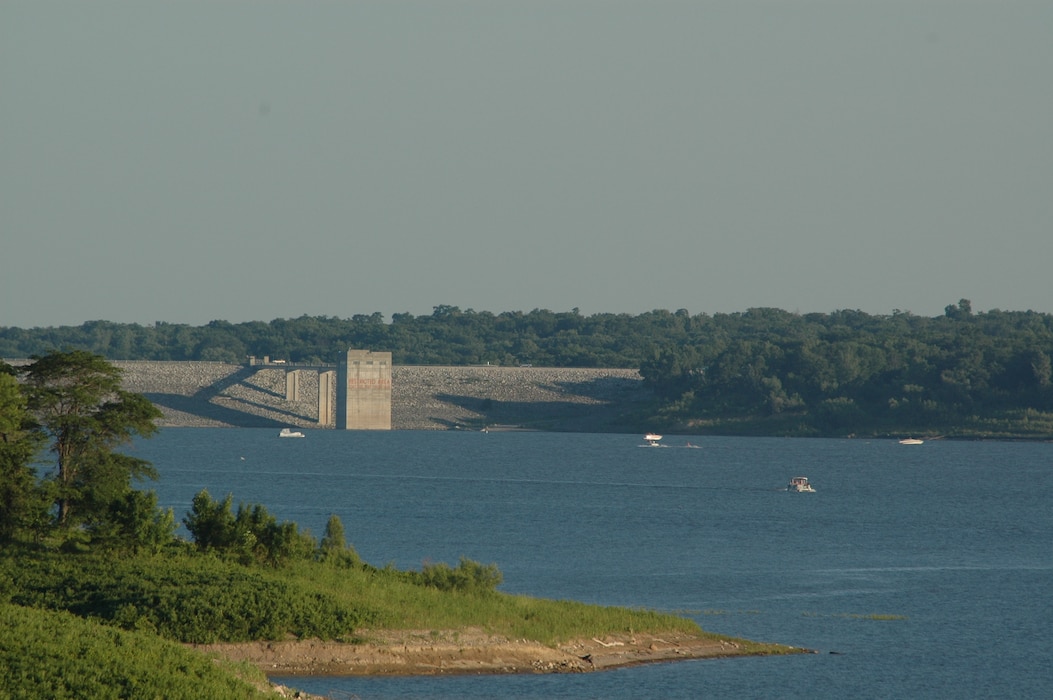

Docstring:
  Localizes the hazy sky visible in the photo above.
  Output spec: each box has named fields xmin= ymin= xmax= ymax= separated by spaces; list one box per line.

xmin=3 ymin=1 xmax=1051 ymax=328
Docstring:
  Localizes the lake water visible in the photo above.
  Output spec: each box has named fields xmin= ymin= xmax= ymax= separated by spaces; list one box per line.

xmin=131 ymin=429 xmax=1053 ymax=699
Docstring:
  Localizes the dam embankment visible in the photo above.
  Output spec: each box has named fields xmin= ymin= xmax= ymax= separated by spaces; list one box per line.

xmin=110 ymin=362 xmax=650 ymax=432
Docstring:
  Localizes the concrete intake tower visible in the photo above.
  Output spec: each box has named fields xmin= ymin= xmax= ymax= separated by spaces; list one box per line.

xmin=334 ymin=349 xmax=392 ymax=430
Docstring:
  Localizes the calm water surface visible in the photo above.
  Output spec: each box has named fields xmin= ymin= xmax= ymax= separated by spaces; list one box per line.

xmin=132 ymin=430 xmax=1053 ymax=699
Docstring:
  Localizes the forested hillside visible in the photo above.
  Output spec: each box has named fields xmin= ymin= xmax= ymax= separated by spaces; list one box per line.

xmin=0 ymin=306 xmax=677 ymax=366
xmin=638 ymin=301 xmax=1053 ymax=437
xmin=4 ymin=301 xmax=1052 ymax=437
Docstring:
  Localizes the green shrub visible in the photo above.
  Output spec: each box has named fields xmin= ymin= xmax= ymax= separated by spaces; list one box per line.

xmin=0 ymin=546 xmax=365 ymax=644
xmin=0 ymin=603 xmax=276 ymax=699
xmin=183 ymin=490 xmax=317 ymax=567
xmin=415 ymin=556 xmax=504 ymax=593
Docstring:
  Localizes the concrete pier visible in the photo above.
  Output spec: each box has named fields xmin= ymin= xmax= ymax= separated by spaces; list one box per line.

xmin=285 ymin=370 xmax=301 ymax=401
xmin=318 ymin=370 xmax=335 ymax=426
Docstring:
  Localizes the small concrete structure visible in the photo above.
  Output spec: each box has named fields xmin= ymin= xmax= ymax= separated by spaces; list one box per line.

xmin=285 ymin=369 xmax=301 ymax=401
xmin=335 ymin=349 xmax=392 ymax=430
xmin=318 ymin=370 xmax=335 ymax=426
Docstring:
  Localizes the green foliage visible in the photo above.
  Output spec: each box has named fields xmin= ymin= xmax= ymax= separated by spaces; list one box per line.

xmin=0 ymin=373 xmax=48 ymax=542
xmin=413 ymin=556 xmax=504 ymax=593
xmin=319 ymin=513 xmax=346 ymax=552
xmin=1 ymin=546 xmax=366 ymax=644
xmin=0 ymin=603 xmax=277 ymax=699
xmin=297 ymin=560 xmax=702 ymax=645
xmin=0 ymin=308 xmax=696 ymax=367
xmin=0 ymin=535 xmax=706 ymax=649
xmin=183 ymin=490 xmax=317 ymax=567
xmin=95 ymin=490 xmax=176 ymax=555
xmin=183 ymin=490 xmax=239 ymax=550
xmin=2 ymin=352 xmax=177 ymax=556
xmin=639 ymin=304 xmax=1053 ymax=437
xmin=19 ymin=350 xmax=163 ymax=529
xmin=318 ymin=513 xmax=363 ymax=567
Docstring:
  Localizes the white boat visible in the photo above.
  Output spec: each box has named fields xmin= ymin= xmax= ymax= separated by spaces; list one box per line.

xmin=643 ymin=433 xmax=663 ymax=447
xmin=899 ymin=438 xmax=924 ymax=445
xmin=278 ymin=428 xmax=305 ymax=438
xmin=787 ymin=476 xmax=815 ymax=493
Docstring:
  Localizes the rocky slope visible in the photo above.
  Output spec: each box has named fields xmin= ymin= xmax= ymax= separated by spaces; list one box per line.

xmin=113 ymin=362 xmax=651 ymax=432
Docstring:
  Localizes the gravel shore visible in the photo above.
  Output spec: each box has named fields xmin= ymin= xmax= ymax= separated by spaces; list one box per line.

xmin=112 ymin=362 xmax=651 ymax=432
xmin=196 ymin=629 xmax=801 ymax=678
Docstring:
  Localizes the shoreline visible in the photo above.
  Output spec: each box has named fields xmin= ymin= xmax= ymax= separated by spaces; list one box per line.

xmin=194 ymin=629 xmax=807 ymax=678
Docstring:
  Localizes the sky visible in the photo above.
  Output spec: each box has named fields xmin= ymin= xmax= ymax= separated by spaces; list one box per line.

xmin=2 ymin=1 xmax=1051 ymax=328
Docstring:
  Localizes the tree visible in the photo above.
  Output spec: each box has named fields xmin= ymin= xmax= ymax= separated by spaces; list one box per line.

xmin=183 ymin=490 xmax=239 ymax=552
xmin=20 ymin=350 xmax=163 ymax=529
xmin=318 ymin=513 xmax=361 ymax=567
xmin=97 ymin=489 xmax=176 ymax=554
xmin=319 ymin=513 xmax=346 ymax=554
xmin=0 ymin=370 xmax=47 ymax=542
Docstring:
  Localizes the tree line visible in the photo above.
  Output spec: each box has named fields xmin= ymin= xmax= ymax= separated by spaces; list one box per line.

xmin=0 ymin=306 xmax=701 ymax=366
xmin=3 ymin=301 xmax=1052 ymax=436
xmin=639 ymin=300 xmax=1053 ymax=437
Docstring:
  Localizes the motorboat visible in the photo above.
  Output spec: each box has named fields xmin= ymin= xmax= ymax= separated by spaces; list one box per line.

xmin=278 ymin=428 xmax=305 ymax=438
xmin=787 ymin=476 xmax=815 ymax=493
xmin=643 ymin=433 xmax=663 ymax=447
xmin=899 ymin=438 xmax=924 ymax=445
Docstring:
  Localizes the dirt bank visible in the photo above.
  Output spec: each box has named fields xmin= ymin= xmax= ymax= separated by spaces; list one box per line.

xmin=195 ymin=628 xmax=802 ymax=678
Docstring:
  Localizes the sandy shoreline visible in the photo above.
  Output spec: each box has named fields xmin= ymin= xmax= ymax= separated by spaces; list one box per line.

xmin=195 ymin=628 xmax=805 ymax=678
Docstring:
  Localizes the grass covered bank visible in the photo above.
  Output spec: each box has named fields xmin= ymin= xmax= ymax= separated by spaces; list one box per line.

xmin=1 ymin=543 xmax=803 ymax=688
xmin=2 ymin=545 xmax=707 ymax=645
xmin=0 ymin=604 xmax=277 ymax=699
